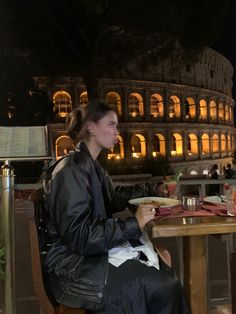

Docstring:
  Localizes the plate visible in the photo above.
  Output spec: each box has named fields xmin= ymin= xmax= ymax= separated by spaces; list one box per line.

xmin=128 ymin=197 xmax=180 ymax=208
xmin=203 ymin=195 xmax=227 ymax=206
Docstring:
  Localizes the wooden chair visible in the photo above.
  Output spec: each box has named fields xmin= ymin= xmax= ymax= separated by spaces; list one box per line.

xmin=28 ymin=195 xmax=86 ymax=314
xmin=28 ymin=190 xmax=172 ymax=314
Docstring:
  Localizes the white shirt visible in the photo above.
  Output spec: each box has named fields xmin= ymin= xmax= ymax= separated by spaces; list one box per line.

xmin=108 ymin=231 xmax=160 ymax=270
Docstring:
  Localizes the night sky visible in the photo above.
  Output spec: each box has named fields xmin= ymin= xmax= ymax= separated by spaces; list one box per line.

xmin=212 ymin=0 xmax=236 ymax=99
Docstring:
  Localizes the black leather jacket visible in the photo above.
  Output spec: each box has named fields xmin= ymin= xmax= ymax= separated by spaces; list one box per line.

xmin=44 ymin=142 xmax=154 ymax=310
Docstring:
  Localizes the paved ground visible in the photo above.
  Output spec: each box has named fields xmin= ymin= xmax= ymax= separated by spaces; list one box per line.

xmin=0 ymin=199 xmax=234 ymax=313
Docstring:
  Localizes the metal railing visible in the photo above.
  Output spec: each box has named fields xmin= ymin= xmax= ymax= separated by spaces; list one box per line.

xmin=177 ymin=178 xmax=236 ymax=198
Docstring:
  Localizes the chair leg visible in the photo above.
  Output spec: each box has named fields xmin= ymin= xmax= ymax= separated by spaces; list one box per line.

xmin=58 ymin=304 xmax=86 ymax=314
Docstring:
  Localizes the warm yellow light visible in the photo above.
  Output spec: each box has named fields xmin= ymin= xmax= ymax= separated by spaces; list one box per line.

xmin=132 ymin=153 xmax=139 ymax=158
xmin=58 ymin=112 xmax=67 ymax=118
xmin=152 ymin=113 xmax=159 ymax=118
xmin=152 ymin=152 xmax=157 ymax=157
xmin=108 ymin=154 xmax=121 ymax=160
xmin=171 ymin=150 xmax=177 ymax=156
xmin=130 ymin=112 xmax=137 ymax=117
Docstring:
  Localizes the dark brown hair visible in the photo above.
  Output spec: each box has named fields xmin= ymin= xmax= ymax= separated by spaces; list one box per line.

xmin=66 ymin=99 xmax=116 ymax=143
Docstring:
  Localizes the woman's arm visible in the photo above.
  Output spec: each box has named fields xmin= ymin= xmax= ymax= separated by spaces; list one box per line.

xmin=47 ymin=168 xmax=143 ymax=256
xmin=103 ymin=170 xmax=160 ymax=213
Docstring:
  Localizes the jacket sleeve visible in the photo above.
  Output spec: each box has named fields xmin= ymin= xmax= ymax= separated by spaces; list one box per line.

xmin=102 ymin=170 xmax=159 ymax=213
xmin=47 ymin=167 xmax=142 ymax=256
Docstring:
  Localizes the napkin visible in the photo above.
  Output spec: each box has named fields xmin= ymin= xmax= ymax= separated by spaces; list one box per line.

xmin=155 ymin=206 xmax=183 ymax=216
xmin=154 ymin=203 xmax=230 ymax=220
xmin=201 ymin=203 xmax=228 ymax=216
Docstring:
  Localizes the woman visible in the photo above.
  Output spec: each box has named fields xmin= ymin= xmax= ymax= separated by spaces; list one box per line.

xmin=43 ymin=99 xmax=190 ymax=314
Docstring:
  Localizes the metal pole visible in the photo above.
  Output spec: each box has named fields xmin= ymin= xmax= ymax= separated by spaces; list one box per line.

xmin=1 ymin=160 xmax=15 ymax=314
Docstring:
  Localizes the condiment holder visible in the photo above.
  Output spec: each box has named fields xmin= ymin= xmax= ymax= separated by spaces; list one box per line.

xmin=182 ymin=196 xmax=201 ymax=211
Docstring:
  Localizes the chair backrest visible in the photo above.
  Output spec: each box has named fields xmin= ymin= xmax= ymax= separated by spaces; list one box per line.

xmin=28 ymin=202 xmax=58 ymax=314
xmin=28 ymin=191 xmax=87 ymax=314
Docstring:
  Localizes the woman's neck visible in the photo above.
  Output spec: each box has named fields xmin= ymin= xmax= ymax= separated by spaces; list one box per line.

xmin=83 ymin=140 xmax=101 ymax=160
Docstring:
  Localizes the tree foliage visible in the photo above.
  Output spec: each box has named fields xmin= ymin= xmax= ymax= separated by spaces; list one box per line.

xmin=1 ymin=0 xmax=232 ymax=101
xmin=0 ymin=51 xmax=54 ymax=125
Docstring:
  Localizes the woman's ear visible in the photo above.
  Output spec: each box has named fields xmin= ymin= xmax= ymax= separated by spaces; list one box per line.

xmin=86 ymin=121 xmax=96 ymax=137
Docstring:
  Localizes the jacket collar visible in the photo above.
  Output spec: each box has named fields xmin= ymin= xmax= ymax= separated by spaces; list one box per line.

xmin=75 ymin=141 xmax=100 ymax=167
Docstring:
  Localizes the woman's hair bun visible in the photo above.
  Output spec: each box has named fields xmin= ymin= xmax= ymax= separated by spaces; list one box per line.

xmin=66 ymin=107 xmax=83 ymax=141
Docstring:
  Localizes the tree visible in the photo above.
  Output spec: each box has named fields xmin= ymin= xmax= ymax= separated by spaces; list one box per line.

xmin=0 ymin=3 xmax=55 ymax=125
xmin=0 ymin=57 xmax=54 ymax=126
xmin=1 ymin=0 xmax=232 ymax=100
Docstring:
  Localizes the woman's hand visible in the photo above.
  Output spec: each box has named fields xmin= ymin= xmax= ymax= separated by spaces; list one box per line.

xmin=135 ymin=204 xmax=156 ymax=230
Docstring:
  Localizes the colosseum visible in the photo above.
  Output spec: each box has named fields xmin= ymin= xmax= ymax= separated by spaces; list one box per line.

xmin=35 ymin=47 xmax=235 ymax=175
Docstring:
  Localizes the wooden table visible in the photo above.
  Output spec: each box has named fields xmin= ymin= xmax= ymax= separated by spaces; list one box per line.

xmin=151 ymin=215 xmax=236 ymax=314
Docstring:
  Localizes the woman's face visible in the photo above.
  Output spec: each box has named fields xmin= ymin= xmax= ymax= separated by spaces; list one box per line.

xmin=89 ymin=110 xmax=119 ymax=150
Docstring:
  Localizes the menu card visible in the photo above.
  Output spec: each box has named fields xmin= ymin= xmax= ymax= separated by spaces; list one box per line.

xmin=0 ymin=126 xmax=49 ymax=159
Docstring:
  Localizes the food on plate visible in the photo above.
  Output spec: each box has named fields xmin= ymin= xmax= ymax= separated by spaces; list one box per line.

xmin=129 ymin=197 xmax=180 ymax=208
xmin=140 ymin=200 xmax=165 ymax=207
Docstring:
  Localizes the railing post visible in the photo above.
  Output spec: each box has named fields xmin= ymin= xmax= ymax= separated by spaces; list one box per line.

xmin=0 ymin=160 xmax=16 ymax=314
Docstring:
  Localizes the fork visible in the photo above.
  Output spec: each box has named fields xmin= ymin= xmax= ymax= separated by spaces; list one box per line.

xmin=215 ymin=193 xmax=226 ymax=203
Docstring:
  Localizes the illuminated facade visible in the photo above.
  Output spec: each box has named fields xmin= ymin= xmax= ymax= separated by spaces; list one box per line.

xmin=35 ymin=48 xmax=235 ymax=174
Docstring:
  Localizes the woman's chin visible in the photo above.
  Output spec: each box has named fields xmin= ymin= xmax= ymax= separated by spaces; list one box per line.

xmin=107 ymin=143 xmax=116 ymax=149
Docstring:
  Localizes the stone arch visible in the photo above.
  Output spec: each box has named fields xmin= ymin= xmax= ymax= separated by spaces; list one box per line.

xmin=80 ymin=91 xmax=88 ymax=107
xmin=201 ymin=133 xmax=210 ymax=154
xmin=209 ymin=100 xmax=217 ymax=120
xmin=229 ymin=105 xmax=233 ymax=122
xmin=168 ymin=95 xmax=181 ymax=118
xmin=171 ymin=133 xmax=183 ymax=155
xmin=105 ymin=91 xmax=122 ymax=116
xmin=185 ymin=97 xmax=196 ymax=118
xmin=153 ymin=133 xmax=165 ymax=156
xmin=218 ymin=103 xmax=224 ymax=120
xmin=150 ymin=93 xmax=164 ymax=118
xmin=199 ymin=99 xmax=207 ymax=119
xmin=55 ymin=135 xmax=74 ymax=160
xmin=221 ymin=134 xmax=226 ymax=152
xmin=227 ymin=134 xmax=231 ymax=151
xmin=225 ymin=104 xmax=229 ymax=121
xmin=107 ymin=135 xmax=124 ymax=159
xmin=128 ymin=93 xmax=144 ymax=117
xmin=212 ymin=133 xmax=219 ymax=153
xmin=130 ymin=133 xmax=146 ymax=158
xmin=187 ymin=133 xmax=198 ymax=155
xmin=53 ymin=91 xmax=72 ymax=118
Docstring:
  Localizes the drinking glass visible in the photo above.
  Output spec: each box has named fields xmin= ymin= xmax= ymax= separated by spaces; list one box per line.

xmin=226 ymin=200 xmax=235 ymax=216
xmin=166 ymin=181 xmax=177 ymax=199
